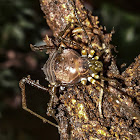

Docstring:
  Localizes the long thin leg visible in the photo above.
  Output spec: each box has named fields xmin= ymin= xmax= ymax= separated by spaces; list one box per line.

xmin=19 ymin=75 xmax=59 ymax=128
xmin=58 ymin=22 xmax=73 ymax=38
xmin=57 ymin=22 xmax=83 ymax=50
xmin=58 ymin=17 xmax=89 ymax=50
xmin=95 ymin=80 xmax=140 ymax=121
xmin=98 ymin=74 xmax=104 ymax=118
xmin=30 ymin=44 xmax=55 ymax=52
xmin=58 ymin=15 xmax=87 ymax=38
xmin=58 ymin=36 xmax=83 ymax=50
xmin=68 ymin=0 xmax=93 ymax=48
xmin=46 ymin=86 xmax=57 ymax=117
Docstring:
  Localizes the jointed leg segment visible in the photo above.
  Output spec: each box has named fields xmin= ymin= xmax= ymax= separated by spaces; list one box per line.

xmin=46 ymin=86 xmax=57 ymax=117
xmin=30 ymin=44 xmax=55 ymax=52
xmin=68 ymin=0 xmax=93 ymax=48
xmin=19 ymin=75 xmax=59 ymax=128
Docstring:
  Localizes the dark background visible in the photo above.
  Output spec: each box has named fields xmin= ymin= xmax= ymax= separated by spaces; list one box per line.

xmin=0 ymin=0 xmax=140 ymax=140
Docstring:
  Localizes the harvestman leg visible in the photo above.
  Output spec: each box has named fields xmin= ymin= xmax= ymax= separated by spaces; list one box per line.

xmin=57 ymin=22 xmax=83 ymax=50
xmin=30 ymin=34 xmax=56 ymax=52
xmin=98 ymin=74 xmax=104 ymax=118
xmin=30 ymin=44 xmax=55 ymax=52
xmin=19 ymin=75 xmax=59 ymax=128
xmin=46 ymin=86 xmax=57 ymax=117
xmin=68 ymin=0 xmax=93 ymax=48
